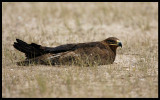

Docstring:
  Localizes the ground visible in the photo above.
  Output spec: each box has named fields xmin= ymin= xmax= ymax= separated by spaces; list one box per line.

xmin=2 ymin=2 xmax=158 ymax=98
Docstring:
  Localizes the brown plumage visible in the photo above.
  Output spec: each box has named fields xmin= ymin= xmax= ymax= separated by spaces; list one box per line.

xmin=13 ymin=37 xmax=122 ymax=66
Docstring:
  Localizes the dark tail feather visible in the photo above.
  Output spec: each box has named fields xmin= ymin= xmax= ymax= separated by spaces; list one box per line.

xmin=13 ymin=39 xmax=30 ymax=54
xmin=13 ymin=39 xmax=46 ymax=59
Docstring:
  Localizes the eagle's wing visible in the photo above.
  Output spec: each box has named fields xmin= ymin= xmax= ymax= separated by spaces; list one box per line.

xmin=13 ymin=39 xmax=78 ymax=59
xmin=45 ymin=43 xmax=77 ymax=53
xmin=16 ymin=46 xmax=109 ymax=66
xmin=46 ymin=41 xmax=106 ymax=53
xmin=13 ymin=39 xmax=106 ymax=62
xmin=13 ymin=39 xmax=107 ymax=60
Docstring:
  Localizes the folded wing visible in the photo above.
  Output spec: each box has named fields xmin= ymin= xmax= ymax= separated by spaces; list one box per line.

xmin=13 ymin=39 xmax=78 ymax=59
xmin=13 ymin=39 xmax=107 ymax=60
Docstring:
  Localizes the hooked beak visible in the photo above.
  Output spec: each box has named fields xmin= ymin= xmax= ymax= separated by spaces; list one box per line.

xmin=117 ymin=40 xmax=122 ymax=48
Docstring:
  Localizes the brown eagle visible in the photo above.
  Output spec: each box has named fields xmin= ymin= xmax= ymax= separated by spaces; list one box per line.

xmin=13 ymin=37 xmax=122 ymax=66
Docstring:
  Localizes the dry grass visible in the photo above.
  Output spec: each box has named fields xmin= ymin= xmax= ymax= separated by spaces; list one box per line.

xmin=2 ymin=2 xmax=158 ymax=98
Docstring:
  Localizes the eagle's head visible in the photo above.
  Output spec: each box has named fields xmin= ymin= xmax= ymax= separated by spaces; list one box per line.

xmin=105 ymin=37 xmax=122 ymax=48
xmin=103 ymin=37 xmax=122 ymax=54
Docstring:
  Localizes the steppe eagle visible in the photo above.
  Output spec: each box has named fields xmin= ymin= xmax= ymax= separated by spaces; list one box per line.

xmin=13 ymin=37 xmax=122 ymax=66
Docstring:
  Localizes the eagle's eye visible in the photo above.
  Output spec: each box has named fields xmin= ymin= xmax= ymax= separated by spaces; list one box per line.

xmin=107 ymin=40 xmax=115 ymax=44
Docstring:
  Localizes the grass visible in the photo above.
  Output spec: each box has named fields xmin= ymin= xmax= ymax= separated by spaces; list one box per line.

xmin=2 ymin=2 xmax=158 ymax=98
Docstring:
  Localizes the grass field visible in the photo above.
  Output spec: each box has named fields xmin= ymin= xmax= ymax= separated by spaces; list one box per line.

xmin=2 ymin=2 xmax=158 ymax=98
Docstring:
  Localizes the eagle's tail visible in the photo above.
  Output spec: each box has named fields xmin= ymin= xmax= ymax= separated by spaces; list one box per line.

xmin=13 ymin=39 xmax=46 ymax=59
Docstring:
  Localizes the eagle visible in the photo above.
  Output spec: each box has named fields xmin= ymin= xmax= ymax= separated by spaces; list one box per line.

xmin=13 ymin=37 xmax=122 ymax=66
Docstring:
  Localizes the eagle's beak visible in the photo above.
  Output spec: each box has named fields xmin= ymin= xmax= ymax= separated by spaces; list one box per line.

xmin=117 ymin=40 xmax=122 ymax=48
